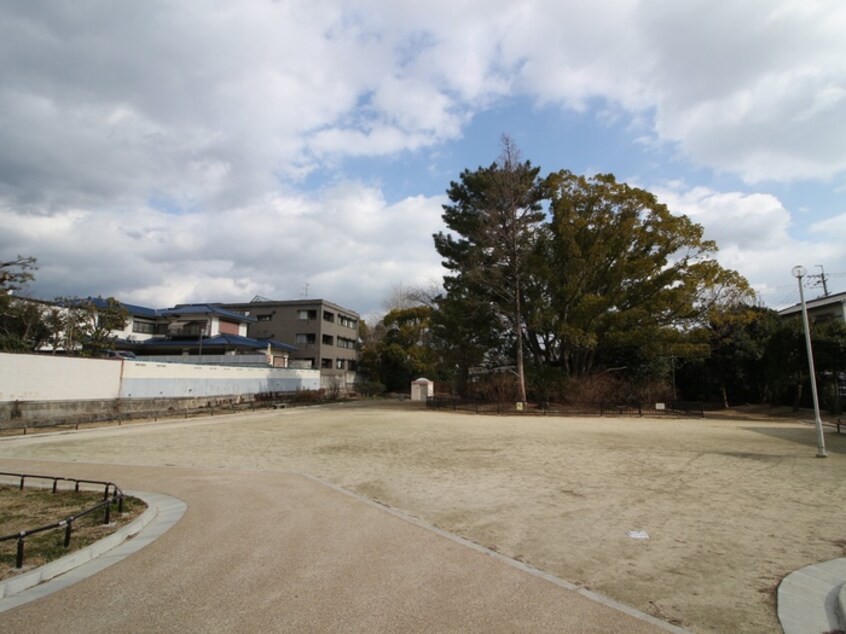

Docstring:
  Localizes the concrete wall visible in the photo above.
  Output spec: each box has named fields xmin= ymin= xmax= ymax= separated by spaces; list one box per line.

xmin=0 ymin=353 xmax=122 ymax=402
xmin=0 ymin=353 xmax=320 ymax=403
xmin=121 ymin=360 xmax=319 ymax=398
xmin=0 ymin=395 xmax=253 ymax=429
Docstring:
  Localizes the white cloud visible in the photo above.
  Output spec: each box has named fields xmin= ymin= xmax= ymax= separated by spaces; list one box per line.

xmin=639 ymin=1 xmax=846 ymax=182
xmin=1 ymin=182 xmax=446 ymax=316
xmin=654 ymin=184 xmax=845 ymax=306
xmin=1 ymin=1 xmax=844 ymax=314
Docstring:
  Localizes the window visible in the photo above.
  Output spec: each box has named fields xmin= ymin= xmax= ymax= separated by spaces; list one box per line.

xmin=257 ymin=314 xmax=272 ymax=322
xmin=348 ymin=360 xmax=358 ymax=371
xmin=321 ymin=358 xmax=332 ymax=369
xmin=339 ymin=315 xmax=358 ymax=329
xmin=297 ymin=309 xmax=317 ymax=320
xmin=336 ymin=359 xmax=345 ymax=369
xmin=295 ymin=333 xmax=316 ymax=344
xmin=132 ymin=320 xmax=156 ymax=334
xmin=322 ymin=334 xmax=334 ymax=345
xmin=337 ymin=337 xmax=356 ymax=349
xmin=323 ymin=311 xmax=335 ymax=322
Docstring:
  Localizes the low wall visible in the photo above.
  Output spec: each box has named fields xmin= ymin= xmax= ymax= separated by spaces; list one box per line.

xmin=0 ymin=353 xmax=320 ymax=402
xmin=0 ymin=395 xmax=258 ymax=429
xmin=0 ymin=353 xmax=321 ymax=426
xmin=121 ymin=360 xmax=319 ymax=398
xmin=0 ymin=354 xmax=121 ymax=402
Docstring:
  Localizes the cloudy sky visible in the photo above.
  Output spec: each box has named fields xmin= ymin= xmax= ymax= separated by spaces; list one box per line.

xmin=1 ymin=1 xmax=844 ymax=318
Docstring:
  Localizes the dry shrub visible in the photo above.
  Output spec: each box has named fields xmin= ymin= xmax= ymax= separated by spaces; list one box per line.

xmin=561 ymin=374 xmax=673 ymax=404
xmin=289 ymin=389 xmax=323 ymax=403
xmin=468 ymin=373 xmax=521 ymax=402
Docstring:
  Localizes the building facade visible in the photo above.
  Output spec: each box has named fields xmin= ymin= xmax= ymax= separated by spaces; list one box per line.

xmin=222 ymin=299 xmax=360 ymax=385
xmin=778 ymin=290 xmax=846 ymax=324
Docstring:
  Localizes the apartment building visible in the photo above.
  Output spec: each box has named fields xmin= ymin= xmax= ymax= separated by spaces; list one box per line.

xmin=222 ymin=298 xmax=360 ymax=384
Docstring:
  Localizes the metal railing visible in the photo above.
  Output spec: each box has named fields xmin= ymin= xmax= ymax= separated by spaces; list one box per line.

xmin=426 ymin=396 xmax=704 ymax=418
xmin=0 ymin=472 xmax=125 ymax=569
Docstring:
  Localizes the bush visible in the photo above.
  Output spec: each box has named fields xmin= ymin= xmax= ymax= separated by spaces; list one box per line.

xmin=467 ymin=373 xmax=521 ymax=402
xmin=289 ymin=389 xmax=324 ymax=403
xmin=354 ymin=379 xmax=386 ymax=397
xmin=554 ymin=374 xmax=673 ymax=404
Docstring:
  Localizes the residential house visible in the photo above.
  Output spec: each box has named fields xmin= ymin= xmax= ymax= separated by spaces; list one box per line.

xmin=135 ymin=304 xmax=295 ymax=362
xmin=777 ymin=290 xmax=846 ymax=324
xmin=221 ymin=298 xmax=360 ymax=386
xmin=58 ymin=299 xmax=297 ymax=363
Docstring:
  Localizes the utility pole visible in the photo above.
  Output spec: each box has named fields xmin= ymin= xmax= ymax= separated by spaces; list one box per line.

xmin=813 ymin=265 xmax=829 ymax=297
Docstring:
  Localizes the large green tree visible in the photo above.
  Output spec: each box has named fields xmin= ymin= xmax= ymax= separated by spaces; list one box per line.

xmin=58 ymin=297 xmax=129 ymax=355
xmin=687 ymin=304 xmax=781 ymax=406
xmin=526 ymin=171 xmax=747 ymax=379
xmin=430 ymin=288 xmax=508 ymax=396
xmin=433 ymin=137 xmax=545 ymax=402
xmin=359 ymin=305 xmax=437 ymax=393
xmin=0 ymin=256 xmax=48 ymax=351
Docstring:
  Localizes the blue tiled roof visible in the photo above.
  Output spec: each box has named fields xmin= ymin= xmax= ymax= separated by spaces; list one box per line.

xmin=161 ymin=304 xmax=256 ymax=322
xmin=72 ymin=297 xmax=160 ymax=318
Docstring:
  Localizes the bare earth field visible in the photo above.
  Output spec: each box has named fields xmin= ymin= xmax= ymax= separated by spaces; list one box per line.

xmin=1 ymin=401 xmax=844 ymax=633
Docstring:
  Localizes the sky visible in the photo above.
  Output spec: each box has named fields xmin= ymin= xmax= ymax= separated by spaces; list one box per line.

xmin=1 ymin=0 xmax=845 ymax=320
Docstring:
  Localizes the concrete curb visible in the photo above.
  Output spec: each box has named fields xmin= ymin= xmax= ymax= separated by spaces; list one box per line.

xmin=0 ymin=490 xmax=186 ymax=611
xmin=778 ymin=557 xmax=846 ymax=634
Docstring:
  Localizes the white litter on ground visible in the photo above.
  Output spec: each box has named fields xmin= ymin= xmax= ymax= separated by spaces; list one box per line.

xmin=627 ymin=530 xmax=649 ymax=540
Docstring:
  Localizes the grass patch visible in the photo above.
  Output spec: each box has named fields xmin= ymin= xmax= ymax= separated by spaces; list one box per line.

xmin=0 ymin=484 xmax=146 ymax=580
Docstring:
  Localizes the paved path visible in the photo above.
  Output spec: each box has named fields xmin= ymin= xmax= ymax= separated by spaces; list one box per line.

xmin=778 ymin=556 xmax=846 ymax=634
xmin=0 ymin=458 xmax=682 ymax=633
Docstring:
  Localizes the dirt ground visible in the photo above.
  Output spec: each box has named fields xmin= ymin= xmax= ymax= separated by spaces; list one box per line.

xmin=1 ymin=401 xmax=844 ymax=633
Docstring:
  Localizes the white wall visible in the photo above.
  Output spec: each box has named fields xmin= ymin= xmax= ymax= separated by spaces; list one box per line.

xmin=0 ymin=353 xmax=122 ymax=401
xmin=0 ymin=353 xmax=320 ymax=402
xmin=121 ymin=361 xmax=319 ymax=398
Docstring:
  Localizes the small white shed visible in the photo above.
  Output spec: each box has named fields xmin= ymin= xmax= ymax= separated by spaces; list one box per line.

xmin=410 ymin=377 xmax=434 ymax=402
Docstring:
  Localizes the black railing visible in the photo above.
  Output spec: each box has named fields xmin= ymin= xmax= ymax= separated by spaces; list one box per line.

xmin=426 ymin=396 xmax=704 ymax=418
xmin=0 ymin=472 xmax=125 ymax=569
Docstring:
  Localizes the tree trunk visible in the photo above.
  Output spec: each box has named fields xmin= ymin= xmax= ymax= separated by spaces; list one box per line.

xmin=792 ymin=381 xmax=803 ymax=411
xmin=515 ymin=284 xmax=527 ymax=403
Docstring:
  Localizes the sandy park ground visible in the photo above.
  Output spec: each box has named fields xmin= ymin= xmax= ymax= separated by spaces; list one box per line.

xmin=1 ymin=401 xmax=844 ymax=633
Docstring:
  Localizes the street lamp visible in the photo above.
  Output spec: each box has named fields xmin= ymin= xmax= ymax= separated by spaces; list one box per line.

xmin=791 ymin=265 xmax=827 ymax=458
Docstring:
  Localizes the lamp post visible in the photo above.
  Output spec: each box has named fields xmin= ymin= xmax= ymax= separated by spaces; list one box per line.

xmin=791 ymin=265 xmax=827 ymax=458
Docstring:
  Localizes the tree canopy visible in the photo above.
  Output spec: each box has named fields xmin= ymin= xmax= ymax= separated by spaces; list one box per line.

xmin=433 ymin=137 xmax=545 ymax=401
xmin=427 ymin=150 xmax=755 ymax=401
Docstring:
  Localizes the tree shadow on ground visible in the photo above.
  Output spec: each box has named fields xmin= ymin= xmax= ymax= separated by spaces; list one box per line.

xmin=741 ymin=425 xmax=846 ymax=455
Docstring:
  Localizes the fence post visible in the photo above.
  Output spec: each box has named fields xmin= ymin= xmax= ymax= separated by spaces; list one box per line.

xmin=19 ymin=476 xmax=25 ymax=490
xmin=52 ymin=478 xmax=59 ymax=493
xmin=104 ymin=501 xmax=112 ymax=525
xmin=16 ymin=533 xmax=25 ymax=568
xmin=63 ymin=520 xmax=72 ymax=547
